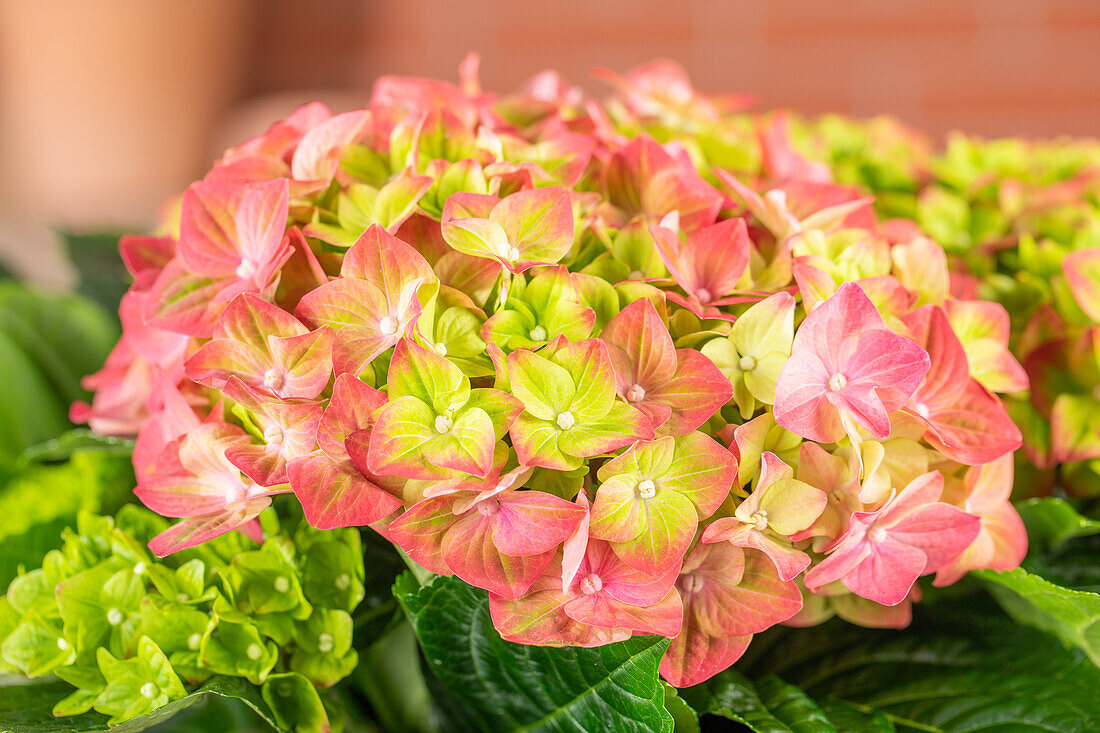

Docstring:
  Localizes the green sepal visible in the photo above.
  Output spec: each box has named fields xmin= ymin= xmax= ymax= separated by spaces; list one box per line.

xmin=199 ymin=616 xmax=278 ymax=686
xmin=261 ymin=672 xmax=330 ymax=733
xmin=290 ymin=608 xmax=357 ymax=687
xmin=93 ymin=637 xmax=186 ymax=726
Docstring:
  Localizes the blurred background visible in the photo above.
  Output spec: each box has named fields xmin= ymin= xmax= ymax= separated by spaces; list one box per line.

xmin=1 ymin=0 xmax=1097 ymax=287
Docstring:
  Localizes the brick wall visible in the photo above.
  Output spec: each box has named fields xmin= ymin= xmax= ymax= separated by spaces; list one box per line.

xmin=3 ymin=0 xmax=1097 ymax=285
xmin=249 ymin=0 xmax=1100 ymax=139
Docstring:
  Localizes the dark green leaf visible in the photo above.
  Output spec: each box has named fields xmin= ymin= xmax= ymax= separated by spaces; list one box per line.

xmin=681 ymin=670 xmax=835 ymax=733
xmin=394 ymin=572 xmax=673 ymax=733
xmin=0 ymin=327 xmax=70 ymax=475
xmin=57 ymin=231 xmax=130 ymax=317
xmin=0 ymin=283 xmax=119 ymax=407
xmin=661 ymin=684 xmax=700 ymax=733
xmin=740 ymin=600 xmax=1100 ymax=733
xmin=977 ymin=567 xmax=1100 ymax=665
xmin=353 ymin=618 xmax=437 ymax=733
xmin=1023 ymin=534 xmax=1100 ymax=592
xmin=1016 ymin=497 xmax=1100 ymax=552
xmin=810 ymin=702 xmax=894 ymax=733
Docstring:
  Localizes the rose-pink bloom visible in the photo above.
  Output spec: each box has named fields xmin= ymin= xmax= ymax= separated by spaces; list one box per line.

xmin=774 ymin=281 xmax=930 ymax=443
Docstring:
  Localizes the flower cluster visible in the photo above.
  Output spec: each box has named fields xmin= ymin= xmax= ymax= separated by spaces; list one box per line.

xmin=0 ymin=507 xmax=363 ymax=726
xmin=77 ymin=57 xmax=1026 ymax=687
xmin=784 ymin=114 xmax=1100 ymax=496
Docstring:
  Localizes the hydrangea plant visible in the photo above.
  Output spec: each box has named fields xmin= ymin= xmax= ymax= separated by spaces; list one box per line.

xmin=72 ymin=56 xmax=1027 ymax=699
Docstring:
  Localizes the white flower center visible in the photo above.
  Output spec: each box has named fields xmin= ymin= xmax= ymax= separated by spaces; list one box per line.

xmin=177 ymin=593 xmax=190 ymax=602
xmin=434 ymin=342 xmax=448 ymax=357
xmin=764 ymin=188 xmax=788 ymax=209
xmin=317 ymin=633 xmax=335 ymax=653
xmin=528 ymin=326 xmax=548 ymax=342
xmin=188 ymin=633 xmax=201 ymax=650
xmin=507 ymin=246 xmax=521 ymax=261
xmin=434 ymin=415 xmax=454 ymax=434
xmin=751 ymin=510 xmax=769 ymax=531
xmin=235 ymin=259 xmax=257 ymax=280
xmin=556 ymin=411 xmax=576 ymax=430
xmin=335 ymin=574 xmax=351 ymax=591
xmin=106 ymin=608 xmax=124 ymax=626
xmin=140 ymin=682 xmax=158 ymax=699
xmin=626 ymin=384 xmax=647 ymax=402
xmin=739 ymin=355 xmax=757 ymax=372
xmin=628 ymin=270 xmax=645 ymax=281
xmin=273 ymin=576 xmax=290 ymax=593
xmin=579 ymin=573 xmax=603 ymax=595
xmin=476 ymin=499 xmax=499 ymax=517
xmin=263 ymin=425 xmax=284 ymax=445
xmin=696 ymin=287 xmax=713 ymax=304
xmin=828 ymin=373 xmax=848 ymax=392
xmin=133 ymin=562 xmax=146 ymax=576
xmin=913 ymin=401 xmax=931 ymax=419
xmin=246 ymin=643 xmax=264 ymax=661
xmin=867 ymin=526 xmax=888 ymax=544
xmin=57 ymin=638 xmax=70 ymax=651
xmin=637 ymin=479 xmax=656 ymax=500
xmin=682 ymin=574 xmax=705 ymax=594
xmin=378 ymin=315 xmax=399 ymax=335
xmin=263 ymin=369 xmax=284 ymax=390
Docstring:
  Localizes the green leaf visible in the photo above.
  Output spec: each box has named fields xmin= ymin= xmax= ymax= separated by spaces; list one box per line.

xmin=0 ymin=676 xmax=286 ymax=732
xmin=739 ymin=600 xmax=1100 ymax=733
xmin=353 ymin=618 xmax=438 ymax=733
xmin=0 ymin=451 xmax=134 ymax=588
xmin=680 ymin=669 xmax=837 ymax=733
xmin=661 ymin=684 xmax=700 ymax=733
xmin=0 ymin=282 xmax=119 ymax=407
xmin=18 ymin=430 xmax=135 ymax=469
xmin=0 ymin=326 xmax=70 ymax=475
xmin=57 ymin=231 xmax=130 ymax=316
xmin=394 ymin=572 xmax=674 ymax=733
xmin=1023 ymin=534 xmax=1100 ymax=592
xmin=1015 ymin=497 xmax=1100 ymax=551
xmin=977 ymin=566 xmax=1100 ymax=666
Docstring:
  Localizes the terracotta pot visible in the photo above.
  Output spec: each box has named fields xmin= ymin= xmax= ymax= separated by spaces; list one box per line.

xmin=0 ymin=0 xmax=251 ymax=236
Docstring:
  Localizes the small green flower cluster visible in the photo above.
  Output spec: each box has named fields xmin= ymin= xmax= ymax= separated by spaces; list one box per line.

xmin=0 ymin=506 xmax=364 ymax=726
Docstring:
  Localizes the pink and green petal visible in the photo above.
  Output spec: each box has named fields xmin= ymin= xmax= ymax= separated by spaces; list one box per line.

xmin=507 ymin=349 xmax=576 ymax=420
xmin=148 ymin=498 xmax=272 ymax=557
xmin=557 ymin=402 xmax=652 ymax=457
xmin=387 ymin=338 xmax=469 ymax=413
xmin=287 ymin=453 xmax=403 ymax=530
xmin=386 ymin=495 xmax=462 ymax=576
xmin=489 ymin=186 xmax=575 ymax=265
xmin=366 ymin=396 xmax=452 ymax=480
xmin=422 ymin=406 xmax=497 ymax=477
xmin=441 ymin=512 xmax=556 ymax=598
xmin=490 ymin=491 xmax=587 ymax=557
xmin=660 ymin=623 xmax=752 ymax=688
xmin=316 ymin=374 xmax=387 ymax=462
xmin=551 ymin=339 xmax=618 ymax=422
xmin=1063 ymin=247 xmax=1100 ymax=322
xmin=510 ymin=413 xmax=581 ymax=471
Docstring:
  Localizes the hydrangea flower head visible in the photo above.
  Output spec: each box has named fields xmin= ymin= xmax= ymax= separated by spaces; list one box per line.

xmin=79 ymin=59 xmax=1026 ymax=689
